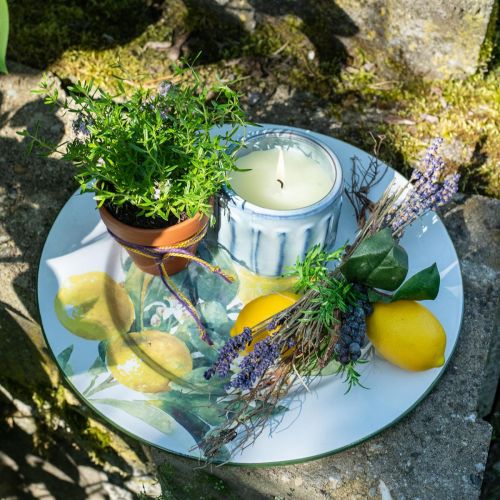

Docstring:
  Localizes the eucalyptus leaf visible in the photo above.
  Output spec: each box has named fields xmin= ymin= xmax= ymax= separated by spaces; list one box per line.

xmin=0 ymin=0 xmax=8 ymax=74
xmin=316 ymin=358 xmax=342 ymax=377
xmin=392 ymin=263 xmax=440 ymax=301
xmin=91 ymin=398 xmax=175 ymax=435
xmin=367 ymin=289 xmax=392 ymax=303
xmin=342 ymin=228 xmax=408 ymax=291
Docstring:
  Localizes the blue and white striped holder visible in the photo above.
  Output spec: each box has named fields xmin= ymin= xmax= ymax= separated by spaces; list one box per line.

xmin=217 ymin=129 xmax=343 ymax=277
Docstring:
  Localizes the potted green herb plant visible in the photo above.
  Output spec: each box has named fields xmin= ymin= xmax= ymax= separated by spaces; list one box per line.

xmin=26 ymin=69 xmax=247 ymax=276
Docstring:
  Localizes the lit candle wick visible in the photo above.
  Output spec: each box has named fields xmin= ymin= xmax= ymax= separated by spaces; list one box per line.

xmin=276 ymin=148 xmax=286 ymax=189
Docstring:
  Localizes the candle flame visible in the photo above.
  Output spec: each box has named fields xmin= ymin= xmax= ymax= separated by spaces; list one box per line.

xmin=276 ymin=148 xmax=285 ymax=185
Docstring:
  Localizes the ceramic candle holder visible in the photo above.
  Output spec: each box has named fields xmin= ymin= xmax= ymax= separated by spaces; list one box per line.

xmin=217 ymin=129 xmax=343 ymax=276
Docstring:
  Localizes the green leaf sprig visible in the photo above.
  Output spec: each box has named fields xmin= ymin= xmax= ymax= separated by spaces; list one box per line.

xmin=21 ymin=65 xmax=248 ymax=222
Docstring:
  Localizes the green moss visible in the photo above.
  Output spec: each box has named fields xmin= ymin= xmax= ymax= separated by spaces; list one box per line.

xmin=83 ymin=422 xmax=113 ymax=449
xmin=325 ymin=49 xmax=500 ymax=197
xmin=8 ymin=0 xmax=161 ymax=68
xmin=246 ymin=15 xmax=310 ymax=59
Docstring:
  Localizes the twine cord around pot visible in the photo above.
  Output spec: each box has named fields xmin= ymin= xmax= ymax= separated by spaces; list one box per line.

xmin=107 ymin=223 xmax=234 ymax=345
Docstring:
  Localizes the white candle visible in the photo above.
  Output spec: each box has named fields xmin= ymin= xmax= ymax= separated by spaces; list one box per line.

xmin=229 ymin=148 xmax=334 ymax=210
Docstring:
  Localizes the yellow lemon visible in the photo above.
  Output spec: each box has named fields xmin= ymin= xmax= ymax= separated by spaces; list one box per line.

xmin=230 ymin=292 xmax=300 ymax=354
xmin=107 ymin=330 xmax=193 ymax=393
xmin=233 ymin=262 xmax=298 ymax=306
xmin=54 ymin=272 xmax=135 ymax=340
xmin=367 ymin=301 xmax=446 ymax=371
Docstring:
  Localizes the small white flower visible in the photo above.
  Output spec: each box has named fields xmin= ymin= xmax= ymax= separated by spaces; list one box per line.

xmin=97 ymin=157 xmax=105 ymax=167
xmin=153 ymin=187 xmax=161 ymax=200
xmin=150 ymin=314 xmax=161 ymax=327
xmin=169 ymin=300 xmax=190 ymax=321
xmin=156 ymin=305 xmax=168 ymax=320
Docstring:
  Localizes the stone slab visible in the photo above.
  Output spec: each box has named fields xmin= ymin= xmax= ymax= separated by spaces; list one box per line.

xmin=249 ymin=0 xmax=496 ymax=79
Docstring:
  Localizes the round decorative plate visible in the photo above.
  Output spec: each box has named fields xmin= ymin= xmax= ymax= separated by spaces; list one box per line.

xmin=37 ymin=125 xmax=463 ymax=465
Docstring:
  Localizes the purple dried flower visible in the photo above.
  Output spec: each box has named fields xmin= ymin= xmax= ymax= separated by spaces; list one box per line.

xmin=267 ymin=320 xmax=277 ymax=331
xmin=158 ymin=81 xmax=172 ymax=97
xmin=389 ymin=139 xmax=460 ymax=233
xmin=204 ymin=327 xmax=253 ymax=380
xmin=227 ymin=336 xmax=283 ymax=391
xmin=72 ymin=114 xmax=93 ymax=136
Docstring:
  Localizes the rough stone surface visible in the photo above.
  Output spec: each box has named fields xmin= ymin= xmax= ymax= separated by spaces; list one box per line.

xmin=0 ymin=63 xmax=160 ymax=499
xmin=338 ymin=0 xmax=496 ymax=78
xmin=256 ymin=0 xmax=496 ymax=79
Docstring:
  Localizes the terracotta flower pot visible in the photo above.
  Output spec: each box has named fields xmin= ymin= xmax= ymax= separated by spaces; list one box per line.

xmin=99 ymin=207 xmax=209 ymax=276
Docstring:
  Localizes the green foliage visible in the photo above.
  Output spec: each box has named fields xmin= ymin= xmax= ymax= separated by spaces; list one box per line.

xmin=0 ymin=0 xmax=8 ymax=73
xmin=23 ymin=66 xmax=248 ymax=221
xmin=303 ymin=276 xmax=356 ymax=328
xmin=368 ymin=263 xmax=441 ymax=303
xmin=341 ymin=228 xmax=408 ymax=291
xmin=286 ymin=243 xmax=344 ymax=294
xmin=287 ymin=244 xmax=357 ymax=328
xmin=336 ymin=360 xmax=368 ymax=394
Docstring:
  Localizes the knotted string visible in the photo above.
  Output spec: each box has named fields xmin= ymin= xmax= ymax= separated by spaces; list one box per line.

xmin=107 ymin=223 xmax=234 ymax=345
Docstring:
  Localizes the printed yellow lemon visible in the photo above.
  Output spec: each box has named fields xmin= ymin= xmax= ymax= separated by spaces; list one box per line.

xmin=367 ymin=301 xmax=446 ymax=371
xmin=54 ymin=272 xmax=135 ymax=340
xmin=107 ymin=330 xmax=193 ymax=393
xmin=233 ymin=262 xmax=298 ymax=306
xmin=230 ymin=292 xmax=300 ymax=353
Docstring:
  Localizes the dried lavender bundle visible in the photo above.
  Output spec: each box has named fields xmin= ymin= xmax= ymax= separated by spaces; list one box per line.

xmin=200 ymin=139 xmax=459 ymax=461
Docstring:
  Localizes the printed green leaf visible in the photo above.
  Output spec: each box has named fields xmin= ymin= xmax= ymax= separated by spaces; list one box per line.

xmin=162 ymin=392 xmax=226 ymax=427
xmin=170 ymin=367 xmax=227 ymax=395
xmin=199 ymin=301 xmax=231 ymax=331
xmin=0 ymin=0 xmax=9 ymax=74
xmin=149 ymin=397 xmax=213 ymax=443
xmin=175 ymin=322 xmax=220 ymax=362
xmin=98 ymin=340 xmax=108 ymax=363
xmin=125 ymin=264 xmax=152 ymax=331
xmin=190 ymin=243 xmax=238 ymax=306
xmin=392 ymin=263 xmax=440 ymax=301
xmin=91 ymin=398 xmax=175 ymax=435
xmin=57 ymin=345 xmax=74 ymax=376
xmin=342 ymin=228 xmax=408 ymax=291
xmin=83 ymin=374 xmax=119 ymax=398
